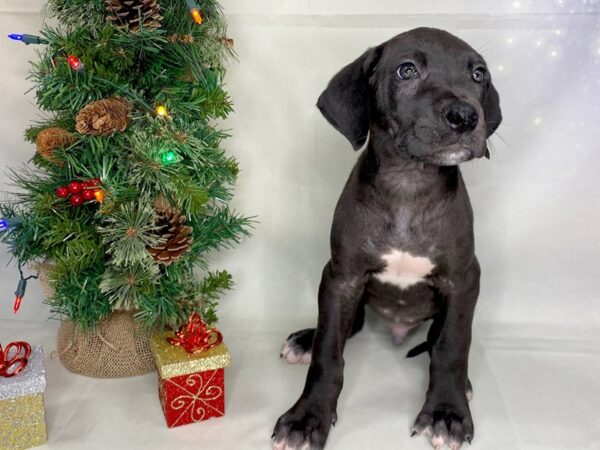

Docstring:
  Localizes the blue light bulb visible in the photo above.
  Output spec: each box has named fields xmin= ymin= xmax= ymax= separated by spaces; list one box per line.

xmin=7 ymin=34 xmax=48 ymax=45
xmin=0 ymin=218 xmax=22 ymax=231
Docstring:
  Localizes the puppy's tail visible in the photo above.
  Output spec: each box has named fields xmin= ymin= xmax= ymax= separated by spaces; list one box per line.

xmin=406 ymin=311 xmax=446 ymax=358
xmin=406 ymin=341 xmax=430 ymax=358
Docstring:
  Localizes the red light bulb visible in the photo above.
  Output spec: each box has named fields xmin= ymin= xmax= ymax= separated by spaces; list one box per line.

xmin=13 ymin=295 xmax=23 ymax=313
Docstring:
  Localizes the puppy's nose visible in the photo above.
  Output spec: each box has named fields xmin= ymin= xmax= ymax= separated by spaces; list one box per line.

xmin=445 ymin=102 xmax=479 ymax=133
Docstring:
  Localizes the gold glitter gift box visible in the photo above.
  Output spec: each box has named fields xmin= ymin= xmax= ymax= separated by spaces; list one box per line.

xmin=151 ymin=332 xmax=231 ymax=428
xmin=0 ymin=346 xmax=47 ymax=450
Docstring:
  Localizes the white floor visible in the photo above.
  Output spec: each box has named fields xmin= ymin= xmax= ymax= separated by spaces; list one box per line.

xmin=2 ymin=316 xmax=598 ymax=450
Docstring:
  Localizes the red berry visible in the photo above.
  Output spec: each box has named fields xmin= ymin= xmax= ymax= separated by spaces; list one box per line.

xmin=82 ymin=190 xmax=95 ymax=201
xmin=69 ymin=194 xmax=84 ymax=207
xmin=89 ymin=178 xmax=102 ymax=187
xmin=81 ymin=181 xmax=92 ymax=188
xmin=68 ymin=181 xmax=83 ymax=194
xmin=56 ymin=186 xmax=69 ymax=198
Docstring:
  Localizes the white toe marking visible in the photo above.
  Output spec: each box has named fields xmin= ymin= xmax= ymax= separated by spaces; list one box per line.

xmin=431 ymin=434 xmax=446 ymax=449
xmin=449 ymin=440 xmax=462 ymax=450
xmin=273 ymin=440 xmax=310 ymax=450
xmin=281 ymin=341 xmax=311 ymax=365
xmin=375 ymin=249 xmax=435 ymax=289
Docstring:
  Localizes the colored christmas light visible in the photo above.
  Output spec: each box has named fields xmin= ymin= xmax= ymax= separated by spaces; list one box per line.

xmin=13 ymin=279 xmax=27 ymax=313
xmin=7 ymin=33 xmax=48 ymax=45
xmin=190 ymin=8 xmax=203 ymax=24
xmin=94 ymin=190 xmax=105 ymax=203
xmin=0 ymin=218 xmax=22 ymax=231
xmin=67 ymin=54 xmax=84 ymax=71
xmin=161 ymin=150 xmax=178 ymax=165
xmin=186 ymin=0 xmax=203 ymax=24
xmin=12 ymin=261 xmax=37 ymax=314
xmin=155 ymin=105 xmax=168 ymax=117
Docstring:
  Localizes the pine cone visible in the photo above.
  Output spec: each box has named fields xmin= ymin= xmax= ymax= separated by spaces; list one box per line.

xmin=76 ymin=97 xmax=132 ymax=136
xmin=147 ymin=200 xmax=194 ymax=265
xmin=106 ymin=0 xmax=163 ymax=32
xmin=35 ymin=127 xmax=76 ymax=164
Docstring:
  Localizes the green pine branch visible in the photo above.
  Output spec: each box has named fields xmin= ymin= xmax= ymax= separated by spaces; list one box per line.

xmin=1 ymin=0 xmax=254 ymax=330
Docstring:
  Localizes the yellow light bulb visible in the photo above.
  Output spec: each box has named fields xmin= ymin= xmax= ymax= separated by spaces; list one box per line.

xmin=191 ymin=8 xmax=203 ymax=25
xmin=94 ymin=190 xmax=105 ymax=203
xmin=155 ymin=105 xmax=168 ymax=117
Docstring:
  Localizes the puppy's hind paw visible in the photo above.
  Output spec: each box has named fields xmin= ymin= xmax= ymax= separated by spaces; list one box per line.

xmin=280 ymin=328 xmax=314 ymax=365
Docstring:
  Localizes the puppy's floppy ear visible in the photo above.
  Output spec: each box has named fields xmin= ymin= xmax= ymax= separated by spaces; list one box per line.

xmin=317 ymin=45 xmax=383 ymax=150
xmin=483 ymin=80 xmax=502 ymax=137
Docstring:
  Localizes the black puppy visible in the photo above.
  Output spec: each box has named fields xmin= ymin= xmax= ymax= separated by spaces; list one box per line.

xmin=273 ymin=28 xmax=501 ymax=450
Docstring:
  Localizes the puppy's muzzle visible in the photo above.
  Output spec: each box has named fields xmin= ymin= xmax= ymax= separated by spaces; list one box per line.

xmin=444 ymin=101 xmax=479 ymax=133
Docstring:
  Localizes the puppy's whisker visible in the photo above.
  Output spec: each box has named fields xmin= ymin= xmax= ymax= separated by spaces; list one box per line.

xmin=479 ymin=42 xmax=502 ymax=53
xmin=367 ymin=130 xmax=390 ymax=140
xmin=367 ymin=130 xmax=395 ymax=148
xmin=486 ymin=139 xmax=497 ymax=159
xmin=476 ymin=39 xmax=497 ymax=53
xmin=492 ymin=132 xmax=511 ymax=149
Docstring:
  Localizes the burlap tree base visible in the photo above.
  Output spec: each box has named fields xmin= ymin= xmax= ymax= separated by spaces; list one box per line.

xmin=34 ymin=262 xmax=156 ymax=378
xmin=57 ymin=311 xmax=156 ymax=378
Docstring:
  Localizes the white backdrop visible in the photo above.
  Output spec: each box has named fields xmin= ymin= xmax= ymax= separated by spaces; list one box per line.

xmin=1 ymin=1 xmax=599 ymax=450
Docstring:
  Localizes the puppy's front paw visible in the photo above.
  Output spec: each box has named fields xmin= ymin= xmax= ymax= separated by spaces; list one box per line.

xmin=280 ymin=328 xmax=314 ymax=365
xmin=411 ymin=399 xmax=473 ymax=450
xmin=272 ymin=400 xmax=335 ymax=450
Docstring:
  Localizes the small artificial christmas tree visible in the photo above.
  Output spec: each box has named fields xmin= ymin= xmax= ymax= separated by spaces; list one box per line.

xmin=1 ymin=0 xmax=250 ymax=341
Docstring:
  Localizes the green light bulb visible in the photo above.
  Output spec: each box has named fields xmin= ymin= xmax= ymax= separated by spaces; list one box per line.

xmin=161 ymin=151 xmax=177 ymax=165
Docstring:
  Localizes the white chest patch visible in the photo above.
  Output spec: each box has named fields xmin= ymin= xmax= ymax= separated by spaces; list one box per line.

xmin=374 ymin=249 xmax=435 ymax=289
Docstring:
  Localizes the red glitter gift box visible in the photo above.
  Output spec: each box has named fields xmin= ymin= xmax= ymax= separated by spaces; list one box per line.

xmin=151 ymin=315 xmax=231 ymax=428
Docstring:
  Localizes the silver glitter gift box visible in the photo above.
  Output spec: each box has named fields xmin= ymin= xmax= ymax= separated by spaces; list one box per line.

xmin=0 ymin=345 xmax=47 ymax=450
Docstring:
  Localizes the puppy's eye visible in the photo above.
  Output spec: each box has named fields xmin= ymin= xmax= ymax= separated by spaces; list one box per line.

xmin=397 ymin=63 xmax=419 ymax=80
xmin=472 ymin=67 xmax=486 ymax=83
